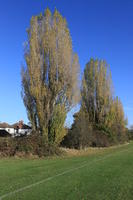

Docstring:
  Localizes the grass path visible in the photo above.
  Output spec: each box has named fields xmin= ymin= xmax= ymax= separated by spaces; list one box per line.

xmin=0 ymin=142 xmax=133 ymax=200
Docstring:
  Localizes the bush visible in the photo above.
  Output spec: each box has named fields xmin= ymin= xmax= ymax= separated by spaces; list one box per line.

xmin=127 ymin=129 xmax=133 ymax=140
xmin=61 ymin=111 xmax=93 ymax=149
xmin=0 ymin=133 xmax=61 ymax=157
xmin=91 ymin=129 xmax=111 ymax=147
xmin=0 ymin=137 xmax=16 ymax=156
xmin=62 ymin=116 xmax=128 ymax=149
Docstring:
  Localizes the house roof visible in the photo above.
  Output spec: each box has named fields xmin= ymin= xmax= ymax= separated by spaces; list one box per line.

xmin=22 ymin=124 xmax=32 ymax=129
xmin=0 ymin=123 xmax=12 ymax=128
xmin=0 ymin=122 xmax=31 ymax=129
xmin=12 ymin=123 xmax=31 ymax=130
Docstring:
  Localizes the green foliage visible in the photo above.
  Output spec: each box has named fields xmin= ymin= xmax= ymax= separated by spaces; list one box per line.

xmin=62 ymin=109 xmax=93 ymax=149
xmin=64 ymin=58 xmax=128 ymax=149
xmin=0 ymin=134 xmax=61 ymax=157
xmin=20 ymin=7 xmax=128 ymax=151
xmin=49 ymin=105 xmax=66 ymax=145
xmin=127 ymin=129 xmax=133 ymax=140
xmin=21 ymin=8 xmax=80 ymax=145
xmin=82 ymin=58 xmax=113 ymax=124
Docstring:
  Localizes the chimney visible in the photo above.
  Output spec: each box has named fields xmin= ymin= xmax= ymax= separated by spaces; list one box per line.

xmin=18 ymin=120 xmax=24 ymax=129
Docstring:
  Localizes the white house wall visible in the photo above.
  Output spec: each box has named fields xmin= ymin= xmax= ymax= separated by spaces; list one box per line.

xmin=0 ymin=128 xmax=15 ymax=135
xmin=18 ymin=129 xmax=32 ymax=135
xmin=0 ymin=128 xmax=32 ymax=136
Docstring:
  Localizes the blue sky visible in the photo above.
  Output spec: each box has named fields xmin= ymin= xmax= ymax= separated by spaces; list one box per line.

xmin=0 ymin=0 xmax=133 ymax=126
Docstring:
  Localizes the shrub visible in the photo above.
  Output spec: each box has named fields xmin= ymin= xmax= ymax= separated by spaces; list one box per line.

xmin=0 ymin=133 xmax=61 ymax=157
xmin=62 ymin=111 xmax=93 ymax=149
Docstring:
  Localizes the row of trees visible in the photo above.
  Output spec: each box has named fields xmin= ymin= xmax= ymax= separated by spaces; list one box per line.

xmin=21 ymin=8 xmax=127 ymax=149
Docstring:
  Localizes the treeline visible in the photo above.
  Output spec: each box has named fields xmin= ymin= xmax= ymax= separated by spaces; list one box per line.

xmin=21 ymin=8 xmax=128 ymax=151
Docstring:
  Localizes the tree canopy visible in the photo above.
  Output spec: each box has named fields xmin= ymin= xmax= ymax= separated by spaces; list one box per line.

xmin=21 ymin=8 xmax=80 ymax=144
xmin=21 ymin=9 xmax=128 ymax=148
xmin=63 ymin=58 xmax=127 ymax=148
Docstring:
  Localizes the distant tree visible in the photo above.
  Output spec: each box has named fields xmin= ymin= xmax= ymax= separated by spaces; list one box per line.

xmin=109 ymin=97 xmax=128 ymax=142
xmin=21 ymin=8 xmax=80 ymax=144
xmin=73 ymin=58 xmax=127 ymax=146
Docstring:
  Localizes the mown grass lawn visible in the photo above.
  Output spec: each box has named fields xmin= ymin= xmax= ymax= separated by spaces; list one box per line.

xmin=0 ymin=142 xmax=133 ymax=200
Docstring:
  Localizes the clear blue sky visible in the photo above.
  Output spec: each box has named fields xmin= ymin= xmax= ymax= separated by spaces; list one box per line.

xmin=0 ymin=0 xmax=133 ymax=126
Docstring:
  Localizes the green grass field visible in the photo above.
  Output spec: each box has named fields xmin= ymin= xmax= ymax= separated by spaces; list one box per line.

xmin=0 ymin=142 xmax=133 ymax=200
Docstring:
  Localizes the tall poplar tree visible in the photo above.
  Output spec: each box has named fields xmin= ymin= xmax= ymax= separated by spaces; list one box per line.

xmin=80 ymin=58 xmax=127 ymax=145
xmin=82 ymin=58 xmax=113 ymax=125
xmin=21 ymin=8 xmax=80 ymax=144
